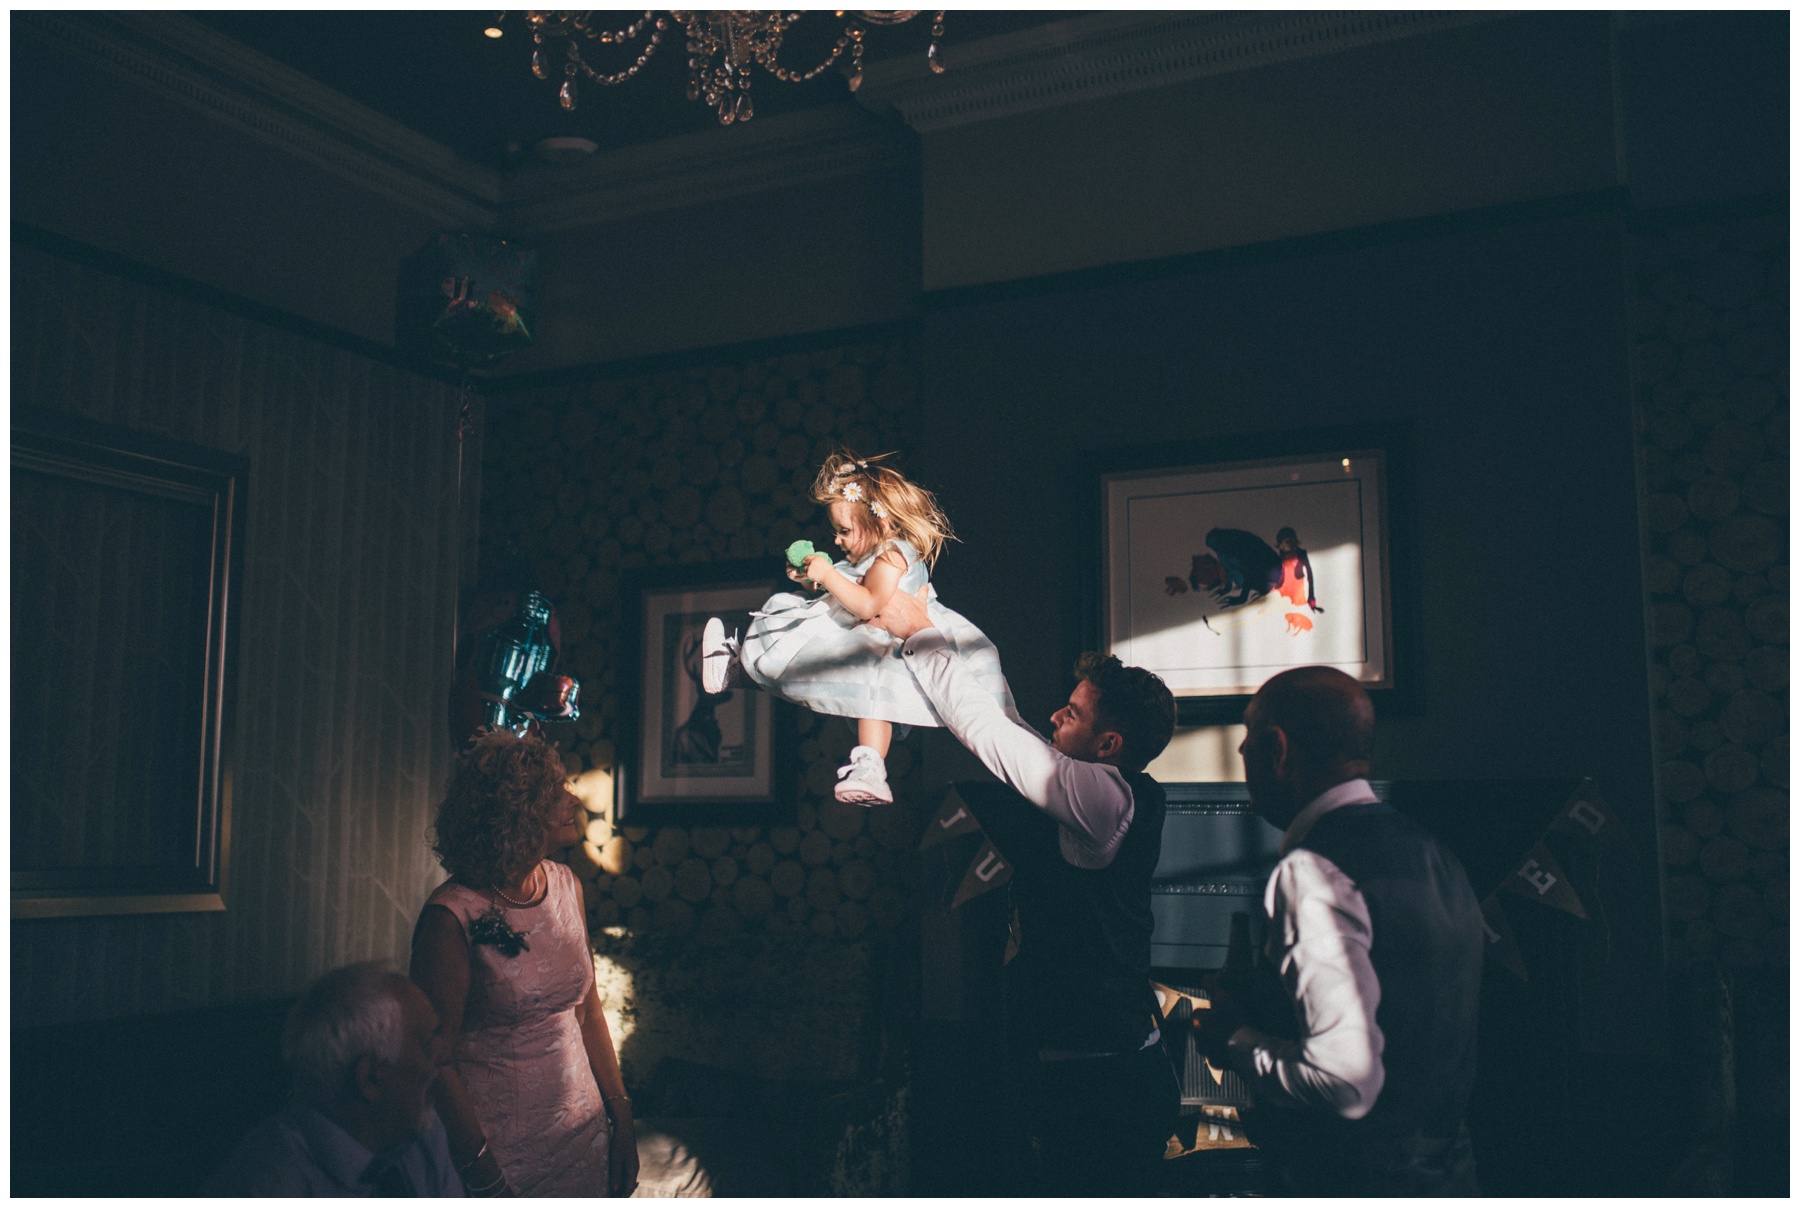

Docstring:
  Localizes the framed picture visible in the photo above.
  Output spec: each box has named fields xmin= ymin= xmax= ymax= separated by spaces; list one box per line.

xmin=1098 ymin=425 xmax=1411 ymax=725
xmin=616 ymin=559 xmax=797 ymax=825
xmin=12 ymin=407 xmax=245 ymax=919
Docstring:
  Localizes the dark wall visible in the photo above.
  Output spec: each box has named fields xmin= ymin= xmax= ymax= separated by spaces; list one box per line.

xmin=923 ymin=13 xmax=1620 ymax=290
xmin=1617 ymin=12 xmax=1791 ymax=209
xmin=518 ymin=157 xmax=922 ymax=372
xmin=911 ymin=204 xmax=1666 ymax=1051
xmin=11 ymin=243 xmax=470 ymax=1026
xmin=10 ymin=17 xmax=448 ymax=350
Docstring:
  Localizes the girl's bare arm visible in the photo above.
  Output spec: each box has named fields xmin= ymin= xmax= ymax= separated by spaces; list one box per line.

xmin=805 ymin=548 xmax=905 ymax=620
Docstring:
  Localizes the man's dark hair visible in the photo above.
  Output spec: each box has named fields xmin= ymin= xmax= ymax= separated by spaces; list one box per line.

xmin=1073 ymin=652 xmax=1176 ymax=773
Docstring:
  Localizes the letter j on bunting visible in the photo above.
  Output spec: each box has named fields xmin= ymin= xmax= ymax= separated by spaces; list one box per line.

xmin=920 ymin=787 xmax=983 ymax=850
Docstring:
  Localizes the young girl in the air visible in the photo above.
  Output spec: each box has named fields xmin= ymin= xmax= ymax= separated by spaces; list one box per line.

xmin=701 ymin=450 xmax=1013 ymax=805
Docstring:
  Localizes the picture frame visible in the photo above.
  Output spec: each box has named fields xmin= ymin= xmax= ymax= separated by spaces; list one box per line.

xmin=616 ymin=559 xmax=798 ymax=825
xmin=12 ymin=407 xmax=245 ymax=919
xmin=1096 ymin=424 xmax=1412 ymax=725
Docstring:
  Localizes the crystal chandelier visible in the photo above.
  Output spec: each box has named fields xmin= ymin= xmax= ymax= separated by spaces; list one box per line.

xmin=508 ymin=11 xmax=946 ymax=125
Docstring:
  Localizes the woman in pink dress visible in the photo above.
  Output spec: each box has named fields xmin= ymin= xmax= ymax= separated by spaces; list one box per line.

xmin=411 ymin=729 xmax=638 ymax=1197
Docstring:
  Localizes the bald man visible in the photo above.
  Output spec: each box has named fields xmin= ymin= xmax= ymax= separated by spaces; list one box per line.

xmin=1193 ymin=666 xmax=1484 ymax=1196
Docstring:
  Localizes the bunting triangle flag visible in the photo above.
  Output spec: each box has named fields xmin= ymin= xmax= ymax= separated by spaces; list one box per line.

xmin=1478 ymin=894 xmax=1529 ymax=981
xmin=1548 ymin=781 xmax=1632 ymax=852
xmin=1500 ymin=839 xmax=1590 ymax=919
xmin=951 ymin=839 xmax=1014 ymax=908
xmin=920 ymin=786 xmax=983 ymax=850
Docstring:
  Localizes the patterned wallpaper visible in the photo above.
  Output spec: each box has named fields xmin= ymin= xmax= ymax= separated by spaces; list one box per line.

xmin=478 ymin=338 xmax=927 ymax=1084
xmin=1630 ymin=210 xmax=1789 ymax=971
xmin=11 ymin=244 xmax=471 ymax=1028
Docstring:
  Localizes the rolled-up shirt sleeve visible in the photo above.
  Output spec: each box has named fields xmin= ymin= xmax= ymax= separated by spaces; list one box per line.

xmin=901 ymin=629 xmax=1133 ymax=868
xmin=1224 ymin=849 xmax=1386 ymax=1118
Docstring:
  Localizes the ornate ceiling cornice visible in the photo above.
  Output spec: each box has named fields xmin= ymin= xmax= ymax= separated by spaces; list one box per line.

xmin=23 ymin=9 xmax=1517 ymax=237
xmin=16 ymin=10 xmax=503 ymax=230
xmin=21 ymin=10 xmax=912 ymax=237
xmin=857 ymin=10 xmax=1512 ymax=132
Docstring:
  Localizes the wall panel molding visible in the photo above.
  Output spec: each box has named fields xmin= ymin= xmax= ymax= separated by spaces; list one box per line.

xmin=503 ymin=108 xmax=918 ymax=234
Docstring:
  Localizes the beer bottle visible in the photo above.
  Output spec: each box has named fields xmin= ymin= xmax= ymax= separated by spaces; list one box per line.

xmin=1210 ymin=910 xmax=1255 ymax=1004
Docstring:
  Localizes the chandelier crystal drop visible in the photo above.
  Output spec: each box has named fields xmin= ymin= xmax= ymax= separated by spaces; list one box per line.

xmin=507 ymin=11 xmax=947 ymax=125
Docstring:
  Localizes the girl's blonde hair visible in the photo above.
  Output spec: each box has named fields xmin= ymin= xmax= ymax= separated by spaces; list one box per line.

xmin=811 ymin=449 xmax=956 ymax=568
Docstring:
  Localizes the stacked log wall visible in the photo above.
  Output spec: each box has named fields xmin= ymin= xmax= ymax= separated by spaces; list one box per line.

xmin=478 ymin=338 xmax=923 ymax=1087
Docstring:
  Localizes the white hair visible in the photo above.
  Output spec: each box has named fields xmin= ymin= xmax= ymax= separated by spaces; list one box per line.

xmin=281 ymin=961 xmax=410 ymax=1107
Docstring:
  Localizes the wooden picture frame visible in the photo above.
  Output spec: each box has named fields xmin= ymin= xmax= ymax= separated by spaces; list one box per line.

xmin=1096 ymin=424 xmax=1413 ymax=725
xmin=616 ymin=559 xmax=798 ymax=826
xmin=12 ymin=407 xmax=245 ymax=918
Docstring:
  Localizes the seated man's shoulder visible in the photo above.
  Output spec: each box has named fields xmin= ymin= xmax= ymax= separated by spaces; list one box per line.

xmin=202 ymin=1110 xmax=325 ymax=1196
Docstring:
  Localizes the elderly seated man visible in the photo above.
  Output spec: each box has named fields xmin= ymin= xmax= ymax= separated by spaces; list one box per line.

xmin=204 ymin=962 xmax=462 ymax=1196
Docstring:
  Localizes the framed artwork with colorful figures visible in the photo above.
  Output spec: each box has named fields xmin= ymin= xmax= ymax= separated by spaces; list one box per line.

xmin=1098 ymin=426 xmax=1412 ymax=725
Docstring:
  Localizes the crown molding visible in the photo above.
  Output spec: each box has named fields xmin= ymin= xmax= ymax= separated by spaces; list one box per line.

xmin=17 ymin=10 xmax=916 ymax=238
xmin=857 ymin=9 xmax=1512 ymax=133
xmin=499 ymin=106 xmax=917 ymax=235
xmin=16 ymin=9 xmax=1519 ymax=238
xmin=16 ymin=10 xmax=503 ymax=230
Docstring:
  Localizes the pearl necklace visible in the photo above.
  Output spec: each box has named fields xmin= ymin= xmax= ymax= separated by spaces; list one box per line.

xmin=492 ymin=864 xmax=546 ymax=909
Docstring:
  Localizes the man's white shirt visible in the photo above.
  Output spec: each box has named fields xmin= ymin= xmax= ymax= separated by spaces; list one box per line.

xmin=1224 ymin=777 xmax=1388 ymax=1120
xmin=899 ymin=629 xmax=1134 ymax=869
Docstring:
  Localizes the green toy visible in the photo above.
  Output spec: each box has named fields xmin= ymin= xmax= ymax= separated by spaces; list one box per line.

xmin=786 ymin=539 xmax=817 ymax=569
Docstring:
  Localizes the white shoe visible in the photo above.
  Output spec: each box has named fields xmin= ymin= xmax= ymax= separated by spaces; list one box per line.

xmin=834 ymin=745 xmax=893 ymax=805
xmin=701 ymin=618 xmax=736 ymax=694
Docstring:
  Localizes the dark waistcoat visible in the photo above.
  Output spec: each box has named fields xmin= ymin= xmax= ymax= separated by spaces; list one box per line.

xmin=1251 ymin=801 xmax=1486 ymax=1196
xmin=987 ymin=769 xmax=1167 ymax=1053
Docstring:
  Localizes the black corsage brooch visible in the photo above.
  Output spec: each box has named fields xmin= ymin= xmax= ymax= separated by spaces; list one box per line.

xmin=469 ymin=902 xmax=531 ymax=957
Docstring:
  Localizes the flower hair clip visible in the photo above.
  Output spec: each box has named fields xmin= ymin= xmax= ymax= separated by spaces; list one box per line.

xmin=836 ymin=479 xmax=887 ymax=518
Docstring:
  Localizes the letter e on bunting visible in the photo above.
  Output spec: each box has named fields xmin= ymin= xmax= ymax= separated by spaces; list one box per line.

xmin=1501 ymin=840 xmax=1589 ymax=919
xmin=920 ymin=786 xmax=983 ymax=850
xmin=952 ymin=840 xmax=1013 ymax=908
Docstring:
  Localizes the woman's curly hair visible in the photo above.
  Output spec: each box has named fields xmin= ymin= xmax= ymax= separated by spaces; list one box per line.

xmin=431 ymin=729 xmax=570 ymax=888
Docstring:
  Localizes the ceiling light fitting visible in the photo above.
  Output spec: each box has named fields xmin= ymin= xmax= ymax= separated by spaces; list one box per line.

xmin=499 ymin=10 xmax=946 ymax=125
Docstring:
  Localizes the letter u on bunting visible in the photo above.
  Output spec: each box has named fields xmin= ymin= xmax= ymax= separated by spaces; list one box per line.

xmin=952 ymin=839 xmax=1014 ymax=908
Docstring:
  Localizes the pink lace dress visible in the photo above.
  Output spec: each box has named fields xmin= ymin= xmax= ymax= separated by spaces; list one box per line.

xmin=426 ymin=860 xmax=610 ymax=1196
